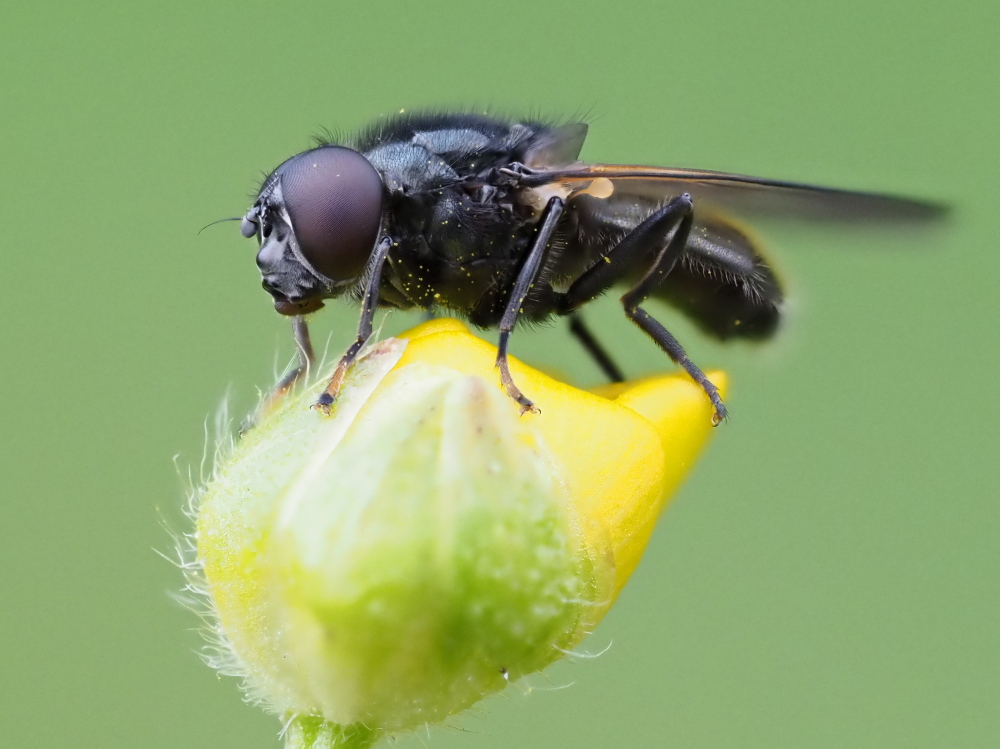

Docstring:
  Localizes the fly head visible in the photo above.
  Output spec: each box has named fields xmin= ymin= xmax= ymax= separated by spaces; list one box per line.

xmin=242 ymin=146 xmax=385 ymax=316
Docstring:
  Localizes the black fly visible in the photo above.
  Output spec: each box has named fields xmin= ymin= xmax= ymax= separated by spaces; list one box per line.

xmin=240 ymin=112 xmax=945 ymax=424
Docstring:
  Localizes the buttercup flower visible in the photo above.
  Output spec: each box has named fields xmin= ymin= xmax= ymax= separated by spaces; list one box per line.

xmin=193 ymin=318 xmax=725 ymax=748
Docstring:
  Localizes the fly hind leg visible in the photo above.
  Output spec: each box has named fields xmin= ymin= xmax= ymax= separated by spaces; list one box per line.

xmin=560 ymin=194 xmax=727 ymax=425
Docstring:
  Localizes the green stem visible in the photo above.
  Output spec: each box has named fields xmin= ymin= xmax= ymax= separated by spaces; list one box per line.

xmin=283 ymin=715 xmax=380 ymax=749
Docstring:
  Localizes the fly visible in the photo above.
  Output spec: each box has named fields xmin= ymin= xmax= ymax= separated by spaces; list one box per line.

xmin=239 ymin=112 xmax=946 ymax=424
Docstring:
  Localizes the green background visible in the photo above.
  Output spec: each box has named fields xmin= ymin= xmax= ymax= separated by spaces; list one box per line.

xmin=1 ymin=1 xmax=996 ymax=746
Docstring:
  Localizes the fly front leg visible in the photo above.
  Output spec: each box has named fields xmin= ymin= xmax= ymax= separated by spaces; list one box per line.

xmin=561 ymin=194 xmax=727 ymax=425
xmin=495 ymin=196 xmax=565 ymax=414
xmin=314 ymin=237 xmax=393 ymax=415
xmin=243 ymin=315 xmax=317 ymax=432
xmin=275 ymin=314 xmax=316 ymax=394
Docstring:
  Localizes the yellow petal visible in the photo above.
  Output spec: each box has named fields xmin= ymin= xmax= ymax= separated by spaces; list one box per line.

xmin=591 ymin=371 xmax=726 ymax=591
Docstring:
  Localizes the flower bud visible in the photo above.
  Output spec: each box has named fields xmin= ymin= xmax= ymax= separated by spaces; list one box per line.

xmin=193 ymin=319 xmax=724 ymax=748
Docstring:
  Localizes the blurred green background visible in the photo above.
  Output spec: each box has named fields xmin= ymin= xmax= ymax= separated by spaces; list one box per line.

xmin=1 ymin=0 xmax=996 ymax=746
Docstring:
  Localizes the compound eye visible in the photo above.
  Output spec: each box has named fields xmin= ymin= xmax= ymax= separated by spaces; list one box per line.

xmin=279 ymin=147 xmax=384 ymax=282
xmin=240 ymin=214 xmax=258 ymax=238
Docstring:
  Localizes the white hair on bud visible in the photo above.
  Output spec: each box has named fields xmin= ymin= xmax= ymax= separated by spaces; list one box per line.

xmin=162 ymin=391 xmax=275 ymax=709
xmin=552 ymin=638 xmax=614 ymax=660
xmin=164 ymin=333 xmax=412 ymax=714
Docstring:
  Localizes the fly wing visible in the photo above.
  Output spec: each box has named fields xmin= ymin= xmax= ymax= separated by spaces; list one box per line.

xmin=520 ymin=163 xmax=947 ymax=223
xmin=521 ymin=123 xmax=590 ymax=167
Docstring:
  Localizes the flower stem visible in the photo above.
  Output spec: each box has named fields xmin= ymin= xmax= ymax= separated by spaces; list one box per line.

xmin=283 ymin=716 xmax=380 ymax=749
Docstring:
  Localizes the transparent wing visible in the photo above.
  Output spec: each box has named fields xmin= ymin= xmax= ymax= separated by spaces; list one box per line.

xmin=520 ymin=163 xmax=947 ymax=223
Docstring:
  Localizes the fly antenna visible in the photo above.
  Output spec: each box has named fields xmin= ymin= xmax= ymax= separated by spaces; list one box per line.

xmin=198 ymin=217 xmax=242 ymax=235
